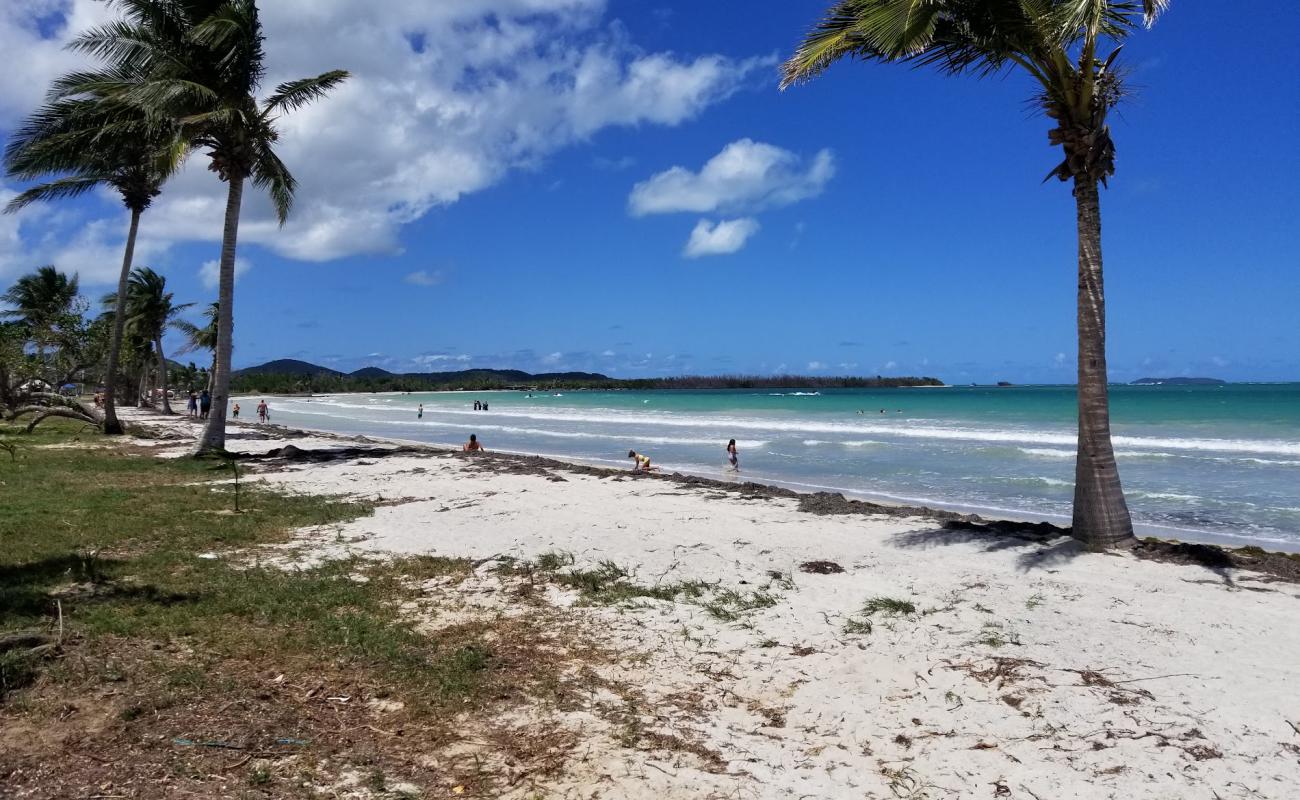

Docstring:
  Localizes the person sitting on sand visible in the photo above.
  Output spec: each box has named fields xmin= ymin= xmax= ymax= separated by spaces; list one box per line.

xmin=628 ymin=449 xmax=653 ymax=473
xmin=726 ymin=439 xmax=739 ymax=471
xmin=464 ymin=434 xmax=484 ymax=452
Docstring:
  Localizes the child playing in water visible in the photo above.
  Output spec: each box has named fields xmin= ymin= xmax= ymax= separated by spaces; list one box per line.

xmin=726 ymin=439 xmax=739 ymax=471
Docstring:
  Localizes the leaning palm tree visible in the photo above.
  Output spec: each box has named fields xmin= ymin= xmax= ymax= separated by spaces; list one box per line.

xmin=63 ymin=0 xmax=349 ymax=453
xmin=782 ymin=0 xmax=1171 ymax=550
xmin=1 ymin=266 xmax=81 ymax=369
xmin=104 ymin=267 xmax=191 ymax=414
xmin=5 ymin=78 xmax=186 ymax=434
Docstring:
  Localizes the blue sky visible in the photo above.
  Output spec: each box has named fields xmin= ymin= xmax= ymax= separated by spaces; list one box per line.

xmin=2 ymin=1 xmax=1297 ymax=383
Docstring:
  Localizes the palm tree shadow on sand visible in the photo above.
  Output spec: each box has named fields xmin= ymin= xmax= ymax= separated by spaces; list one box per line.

xmin=886 ymin=521 xmax=1093 ymax=573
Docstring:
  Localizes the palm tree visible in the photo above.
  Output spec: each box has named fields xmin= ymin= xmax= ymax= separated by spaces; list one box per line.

xmin=173 ymin=301 xmax=219 ymax=391
xmin=781 ymin=0 xmax=1171 ymax=550
xmin=62 ymin=0 xmax=349 ymax=453
xmin=104 ymin=267 xmax=191 ymax=414
xmin=4 ymin=75 xmax=186 ymax=434
xmin=1 ymin=266 xmax=81 ymax=370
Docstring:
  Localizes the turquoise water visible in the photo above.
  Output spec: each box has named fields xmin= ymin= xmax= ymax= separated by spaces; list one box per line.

xmin=242 ymin=384 xmax=1300 ymax=548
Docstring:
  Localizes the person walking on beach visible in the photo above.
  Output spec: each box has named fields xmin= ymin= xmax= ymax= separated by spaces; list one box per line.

xmin=232 ymin=403 xmax=240 ymax=419
xmin=199 ymin=390 xmax=211 ymax=420
xmin=257 ymin=400 xmax=269 ymax=423
xmin=463 ymin=434 xmax=484 ymax=452
xmin=417 ymin=403 xmax=423 ymax=419
xmin=187 ymin=392 xmax=198 ymax=417
xmin=726 ymin=439 xmax=739 ymax=471
xmin=628 ymin=449 xmax=653 ymax=474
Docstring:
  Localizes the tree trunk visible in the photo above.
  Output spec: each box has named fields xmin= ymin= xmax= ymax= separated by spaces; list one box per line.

xmin=1071 ymin=177 xmax=1135 ymax=549
xmin=195 ymin=175 xmax=244 ymax=455
xmin=102 ymin=208 xmax=141 ymax=435
xmin=156 ymin=333 xmax=173 ymax=414
xmin=137 ymin=369 xmax=147 ymax=408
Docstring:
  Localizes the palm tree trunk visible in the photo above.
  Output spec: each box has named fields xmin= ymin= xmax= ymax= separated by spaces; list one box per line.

xmin=156 ymin=333 xmax=172 ymax=414
xmin=102 ymin=208 xmax=141 ymax=435
xmin=195 ymin=175 xmax=244 ymax=455
xmin=1071 ymin=177 xmax=1135 ymax=549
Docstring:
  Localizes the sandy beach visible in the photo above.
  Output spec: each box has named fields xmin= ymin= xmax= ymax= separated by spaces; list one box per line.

xmin=104 ymin=408 xmax=1300 ymax=799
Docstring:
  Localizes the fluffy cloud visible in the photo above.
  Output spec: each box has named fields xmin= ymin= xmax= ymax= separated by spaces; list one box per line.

xmin=0 ymin=0 xmax=772 ymax=277
xmin=683 ymin=218 xmax=759 ymax=258
xmin=199 ymin=258 xmax=253 ymax=290
xmin=628 ymin=139 xmax=834 ymax=217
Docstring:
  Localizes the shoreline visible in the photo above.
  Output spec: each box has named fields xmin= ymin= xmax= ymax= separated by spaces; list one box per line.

xmin=223 ymin=401 xmax=1300 ymax=557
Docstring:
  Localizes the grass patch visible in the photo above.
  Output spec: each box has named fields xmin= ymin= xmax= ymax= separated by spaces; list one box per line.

xmin=842 ymin=618 xmax=873 ymax=636
xmin=0 ymin=418 xmax=586 ymax=796
xmin=862 ymin=597 xmax=917 ymax=617
xmin=702 ymin=588 xmax=778 ymax=622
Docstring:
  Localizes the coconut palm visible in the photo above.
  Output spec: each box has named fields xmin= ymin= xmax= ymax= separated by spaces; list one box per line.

xmin=104 ymin=267 xmax=191 ymax=414
xmin=5 ymin=75 xmax=186 ymax=434
xmin=1 ymin=266 xmax=81 ymax=367
xmin=781 ymin=0 xmax=1171 ymax=550
xmin=60 ymin=0 xmax=349 ymax=453
xmin=173 ymin=301 xmax=219 ymax=390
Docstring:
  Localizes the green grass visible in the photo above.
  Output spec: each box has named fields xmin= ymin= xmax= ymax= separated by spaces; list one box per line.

xmin=0 ymin=419 xmax=501 ymax=710
xmin=862 ymin=597 xmax=917 ymax=617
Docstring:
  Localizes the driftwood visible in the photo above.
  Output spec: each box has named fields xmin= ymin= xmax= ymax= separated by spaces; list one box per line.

xmin=4 ymin=391 xmax=102 ymax=431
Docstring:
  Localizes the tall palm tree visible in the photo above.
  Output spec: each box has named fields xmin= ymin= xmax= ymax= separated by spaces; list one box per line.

xmin=62 ymin=0 xmax=349 ymax=453
xmin=1 ymin=266 xmax=81 ymax=371
xmin=5 ymin=77 xmax=186 ymax=434
xmin=782 ymin=0 xmax=1171 ymax=550
xmin=104 ymin=267 xmax=191 ymax=414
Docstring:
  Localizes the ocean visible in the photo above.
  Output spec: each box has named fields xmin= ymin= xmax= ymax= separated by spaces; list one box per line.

xmin=239 ymin=384 xmax=1300 ymax=549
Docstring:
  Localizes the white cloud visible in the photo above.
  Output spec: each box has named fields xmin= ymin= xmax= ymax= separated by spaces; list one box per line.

xmin=0 ymin=0 xmax=772 ymax=269
xmin=403 ymin=269 xmax=445 ymax=286
xmin=883 ymin=360 xmax=897 ymax=370
xmin=542 ymin=351 xmax=563 ymax=365
xmin=413 ymin=353 xmax=471 ymax=366
xmin=199 ymin=258 xmax=252 ymax=290
xmin=807 ymin=361 xmax=826 ymax=371
xmin=601 ymin=349 xmax=616 ymax=357
xmin=1053 ymin=352 xmax=1068 ymax=367
xmin=683 ymin=217 xmax=759 ymax=258
xmin=629 ymin=138 xmax=834 ymax=217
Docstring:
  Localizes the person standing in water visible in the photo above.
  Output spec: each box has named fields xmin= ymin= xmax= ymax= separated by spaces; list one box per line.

xmin=417 ymin=403 xmax=423 ymax=419
xmin=726 ymin=439 xmax=739 ymax=471
xmin=257 ymin=399 xmax=269 ymax=423
xmin=232 ymin=403 xmax=240 ymax=419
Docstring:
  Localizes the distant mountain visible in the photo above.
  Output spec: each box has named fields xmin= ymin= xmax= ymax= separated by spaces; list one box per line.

xmin=229 ymin=360 xmax=942 ymax=393
xmin=1131 ymin=377 xmax=1226 ymax=386
xmin=234 ymin=359 xmax=342 ymax=377
xmin=348 ymin=366 xmax=394 ymax=379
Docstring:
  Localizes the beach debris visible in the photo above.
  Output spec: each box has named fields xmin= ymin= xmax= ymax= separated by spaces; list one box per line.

xmin=799 ymin=560 xmax=845 ymax=574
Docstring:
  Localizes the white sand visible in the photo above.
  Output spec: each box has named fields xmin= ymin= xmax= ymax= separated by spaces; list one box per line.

xmin=122 ymin=409 xmax=1300 ymax=799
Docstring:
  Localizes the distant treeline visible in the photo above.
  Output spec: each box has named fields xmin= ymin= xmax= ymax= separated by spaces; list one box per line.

xmin=229 ymin=370 xmax=944 ymax=394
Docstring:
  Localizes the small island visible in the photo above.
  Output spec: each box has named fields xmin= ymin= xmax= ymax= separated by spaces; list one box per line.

xmin=1130 ymin=377 xmax=1226 ymax=386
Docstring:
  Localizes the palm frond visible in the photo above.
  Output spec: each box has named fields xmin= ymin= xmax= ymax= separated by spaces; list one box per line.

xmin=3 ymin=176 xmax=108 ymax=213
xmin=250 ymin=140 xmax=296 ymax=224
xmin=264 ymin=70 xmax=351 ymax=114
